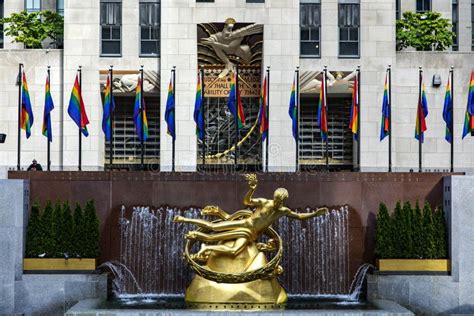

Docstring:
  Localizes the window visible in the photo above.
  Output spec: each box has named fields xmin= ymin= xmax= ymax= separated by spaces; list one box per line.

xmin=0 ymin=0 xmax=3 ymax=49
xmin=338 ymin=1 xmax=360 ymax=58
xmin=472 ymin=0 xmax=474 ymax=51
xmin=299 ymin=95 xmax=354 ymax=171
xmin=416 ymin=0 xmax=431 ymax=13
xmin=396 ymin=0 xmax=401 ymax=20
xmin=105 ymin=96 xmax=160 ymax=169
xmin=100 ymin=1 xmax=122 ymax=56
xmin=300 ymin=0 xmax=321 ymax=57
xmin=57 ymin=0 xmax=64 ymax=16
xmin=25 ymin=0 xmax=41 ymax=13
xmin=453 ymin=0 xmax=458 ymax=51
xmin=139 ymin=1 xmax=160 ymax=56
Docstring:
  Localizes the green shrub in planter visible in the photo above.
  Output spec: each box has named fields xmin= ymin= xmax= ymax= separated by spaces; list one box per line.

xmin=375 ymin=200 xmax=448 ymax=260
xmin=25 ymin=200 xmax=100 ymax=259
xmin=82 ymin=200 xmax=100 ymax=258
xmin=421 ymin=201 xmax=435 ymax=259
xmin=412 ymin=201 xmax=424 ymax=259
xmin=60 ymin=201 xmax=74 ymax=257
xmin=25 ymin=202 xmax=42 ymax=258
xmin=375 ymin=203 xmax=394 ymax=259
xmin=433 ymin=207 xmax=448 ymax=259
xmin=41 ymin=200 xmax=55 ymax=257
xmin=72 ymin=202 xmax=84 ymax=258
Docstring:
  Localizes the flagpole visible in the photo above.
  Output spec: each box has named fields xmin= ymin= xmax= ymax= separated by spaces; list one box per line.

xmin=357 ymin=65 xmax=361 ymax=172
xmin=201 ymin=66 xmax=206 ymax=169
xmin=418 ymin=66 xmax=422 ymax=173
xmin=17 ymin=63 xmax=23 ymax=171
xmin=140 ymin=65 xmax=145 ymax=170
xmin=296 ymin=66 xmax=300 ymax=172
xmin=450 ymin=66 xmax=454 ymax=172
xmin=171 ymin=66 xmax=176 ymax=172
xmin=388 ymin=65 xmax=392 ymax=172
xmin=109 ymin=65 xmax=114 ymax=168
xmin=324 ymin=66 xmax=329 ymax=172
xmin=47 ymin=66 xmax=51 ymax=171
xmin=265 ymin=66 xmax=270 ymax=173
xmin=234 ymin=65 xmax=239 ymax=170
xmin=78 ymin=66 xmax=82 ymax=171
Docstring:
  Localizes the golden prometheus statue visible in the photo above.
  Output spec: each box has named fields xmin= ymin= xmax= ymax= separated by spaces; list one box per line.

xmin=174 ymin=174 xmax=328 ymax=306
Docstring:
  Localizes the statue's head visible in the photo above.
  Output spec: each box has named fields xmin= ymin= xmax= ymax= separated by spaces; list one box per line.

xmin=274 ymin=188 xmax=288 ymax=205
xmin=224 ymin=17 xmax=236 ymax=32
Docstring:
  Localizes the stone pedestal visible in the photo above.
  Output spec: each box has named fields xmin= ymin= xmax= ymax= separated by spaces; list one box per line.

xmin=0 ymin=180 xmax=29 ymax=313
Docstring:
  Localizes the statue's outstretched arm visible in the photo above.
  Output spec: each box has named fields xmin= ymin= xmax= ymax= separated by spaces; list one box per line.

xmin=286 ymin=207 xmax=329 ymax=220
xmin=242 ymin=174 xmax=262 ymax=207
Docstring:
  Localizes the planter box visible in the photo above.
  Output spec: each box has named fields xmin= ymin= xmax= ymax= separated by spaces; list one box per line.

xmin=23 ymin=258 xmax=97 ymax=271
xmin=376 ymin=259 xmax=450 ymax=272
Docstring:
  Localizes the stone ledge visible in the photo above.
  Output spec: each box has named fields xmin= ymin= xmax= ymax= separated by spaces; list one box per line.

xmin=66 ymin=298 xmax=413 ymax=315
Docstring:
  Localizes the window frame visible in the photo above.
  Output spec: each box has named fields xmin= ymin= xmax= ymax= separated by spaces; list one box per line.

xmin=25 ymin=0 xmax=41 ymax=13
xmin=338 ymin=1 xmax=360 ymax=59
xmin=452 ymin=0 xmax=458 ymax=51
xmin=100 ymin=0 xmax=122 ymax=57
xmin=472 ymin=0 xmax=474 ymax=51
xmin=416 ymin=0 xmax=431 ymax=13
xmin=300 ymin=0 xmax=321 ymax=58
xmin=0 ymin=0 xmax=3 ymax=49
xmin=56 ymin=0 xmax=64 ymax=16
xmin=139 ymin=0 xmax=160 ymax=57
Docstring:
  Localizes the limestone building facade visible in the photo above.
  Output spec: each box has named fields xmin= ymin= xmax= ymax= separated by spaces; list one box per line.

xmin=0 ymin=0 xmax=473 ymax=173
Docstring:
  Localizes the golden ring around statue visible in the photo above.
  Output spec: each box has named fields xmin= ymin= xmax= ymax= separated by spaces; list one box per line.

xmin=183 ymin=224 xmax=283 ymax=284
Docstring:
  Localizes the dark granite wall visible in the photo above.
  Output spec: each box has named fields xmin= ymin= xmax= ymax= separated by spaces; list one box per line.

xmin=9 ymin=171 xmax=451 ymax=285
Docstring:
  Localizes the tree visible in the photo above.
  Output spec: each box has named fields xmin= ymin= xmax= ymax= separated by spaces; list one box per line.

xmin=421 ymin=201 xmax=435 ymax=259
xmin=392 ymin=201 xmax=404 ymax=258
xmin=25 ymin=202 xmax=42 ymax=258
xmin=412 ymin=201 xmax=424 ymax=259
xmin=396 ymin=11 xmax=455 ymax=51
xmin=401 ymin=201 xmax=414 ymax=258
xmin=41 ymin=201 xmax=55 ymax=257
xmin=433 ymin=207 xmax=448 ymax=259
xmin=72 ymin=203 xmax=84 ymax=258
xmin=59 ymin=201 xmax=74 ymax=257
xmin=82 ymin=200 xmax=100 ymax=258
xmin=375 ymin=203 xmax=394 ymax=259
xmin=51 ymin=201 xmax=63 ymax=258
xmin=0 ymin=10 xmax=63 ymax=48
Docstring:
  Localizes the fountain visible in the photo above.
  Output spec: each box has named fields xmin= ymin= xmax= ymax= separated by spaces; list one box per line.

xmin=101 ymin=203 xmax=370 ymax=307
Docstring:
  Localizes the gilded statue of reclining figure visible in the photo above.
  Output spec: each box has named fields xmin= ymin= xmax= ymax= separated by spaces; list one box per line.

xmin=174 ymin=174 xmax=329 ymax=262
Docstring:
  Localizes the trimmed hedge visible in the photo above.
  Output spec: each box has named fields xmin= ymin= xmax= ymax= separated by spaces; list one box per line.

xmin=25 ymin=200 xmax=100 ymax=258
xmin=375 ymin=201 xmax=448 ymax=259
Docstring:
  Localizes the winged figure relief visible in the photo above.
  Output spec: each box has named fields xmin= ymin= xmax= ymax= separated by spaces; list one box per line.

xmin=200 ymin=18 xmax=263 ymax=78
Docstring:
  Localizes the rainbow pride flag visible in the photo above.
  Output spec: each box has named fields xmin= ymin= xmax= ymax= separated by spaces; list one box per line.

xmin=443 ymin=74 xmax=453 ymax=143
xmin=317 ymin=71 xmax=328 ymax=141
xmin=288 ymin=73 xmax=298 ymax=140
xmin=380 ymin=72 xmax=390 ymax=141
xmin=193 ymin=72 xmax=204 ymax=141
xmin=227 ymin=72 xmax=245 ymax=129
xmin=68 ymin=74 xmax=89 ymax=137
xmin=165 ymin=74 xmax=175 ymax=140
xmin=462 ymin=72 xmax=474 ymax=138
xmin=415 ymin=78 xmax=429 ymax=143
xmin=101 ymin=74 xmax=115 ymax=141
xmin=257 ymin=74 xmax=268 ymax=141
xmin=42 ymin=73 xmax=54 ymax=142
xmin=133 ymin=77 xmax=149 ymax=142
xmin=349 ymin=72 xmax=359 ymax=140
xmin=20 ymin=71 xmax=34 ymax=139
